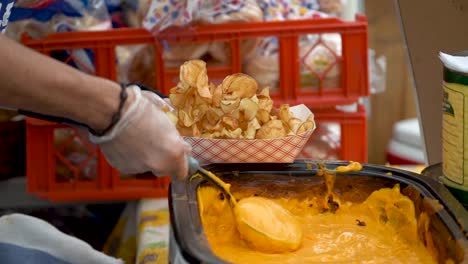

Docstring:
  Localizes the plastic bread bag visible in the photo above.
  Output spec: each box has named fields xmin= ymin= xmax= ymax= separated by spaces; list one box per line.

xmin=259 ymin=0 xmax=320 ymax=21
xmin=123 ymin=0 xmax=151 ymax=27
xmin=299 ymin=33 xmax=342 ymax=89
xmin=318 ymin=0 xmax=344 ymax=17
xmin=6 ymin=0 xmax=112 ymax=40
xmin=139 ymin=1 xmax=206 ymax=70
xmin=245 ymin=2 xmax=343 ymax=91
xmin=124 ymin=45 xmax=158 ymax=87
xmin=198 ymin=0 xmax=263 ymax=64
xmin=54 ymin=128 xmax=97 ymax=181
xmin=106 ymin=0 xmax=127 ymax=28
xmin=141 ymin=0 xmax=262 ymax=67
xmin=298 ymin=122 xmax=340 ymax=160
xmin=5 ymin=0 xmax=112 ymax=75
xmin=243 ymin=38 xmax=280 ymax=91
xmin=257 ymin=0 xmax=343 ymax=20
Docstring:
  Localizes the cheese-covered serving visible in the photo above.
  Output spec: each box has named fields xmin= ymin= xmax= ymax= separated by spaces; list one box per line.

xmin=198 ymin=182 xmax=436 ymax=264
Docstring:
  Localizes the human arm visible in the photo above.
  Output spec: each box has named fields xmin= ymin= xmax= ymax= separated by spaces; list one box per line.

xmin=0 ymin=34 xmax=121 ymax=132
xmin=0 ymin=34 xmax=189 ymax=179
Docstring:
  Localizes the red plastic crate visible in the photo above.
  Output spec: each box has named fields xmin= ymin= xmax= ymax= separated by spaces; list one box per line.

xmin=21 ymin=16 xmax=368 ymax=201
xmin=22 ymin=15 xmax=368 ymax=108
xmin=299 ymin=104 xmax=367 ymax=162
xmin=26 ymin=118 xmax=171 ymax=202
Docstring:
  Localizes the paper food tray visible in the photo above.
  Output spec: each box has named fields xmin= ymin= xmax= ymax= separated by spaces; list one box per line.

xmin=183 ymin=104 xmax=315 ymax=164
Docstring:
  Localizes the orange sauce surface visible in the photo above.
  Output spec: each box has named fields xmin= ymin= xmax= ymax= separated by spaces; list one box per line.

xmin=198 ymin=183 xmax=436 ymax=264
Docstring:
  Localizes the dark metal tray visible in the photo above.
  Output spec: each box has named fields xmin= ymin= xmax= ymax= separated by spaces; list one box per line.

xmin=169 ymin=161 xmax=468 ymax=264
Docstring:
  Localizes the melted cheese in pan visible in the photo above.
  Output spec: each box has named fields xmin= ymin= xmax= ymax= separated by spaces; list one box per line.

xmin=198 ymin=184 xmax=436 ymax=264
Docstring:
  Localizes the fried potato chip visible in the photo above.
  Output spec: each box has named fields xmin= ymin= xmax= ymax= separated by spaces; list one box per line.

xmin=205 ymin=107 xmax=224 ymax=125
xmin=212 ymin=84 xmax=223 ymax=107
xmin=194 ymin=104 xmax=209 ymax=120
xmin=179 ymin=110 xmax=195 ymax=127
xmin=169 ymin=60 xmax=315 ymax=140
xmin=259 ymin=87 xmax=270 ymax=97
xmin=177 ymin=123 xmax=193 ymax=137
xmin=244 ymin=118 xmax=261 ymax=139
xmin=179 ymin=60 xmax=208 ymax=89
xmin=211 ymin=128 xmax=243 ymax=139
xmin=220 ymin=99 xmax=241 ymax=114
xmin=256 ymin=109 xmax=270 ymax=125
xmin=192 ymin=123 xmax=201 ymax=137
xmin=278 ymin=104 xmax=293 ymax=124
xmin=197 ymin=84 xmax=212 ymax=100
xmin=221 ymin=73 xmax=258 ymax=100
xmin=258 ymin=94 xmax=273 ymax=113
xmin=169 ymin=93 xmax=186 ymax=108
xmin=230 ymin=108 xmax=241 ymax=120
xmin=256 ymin=119 xmax=287 ymax=139
xmin=287 ymin=117 xmax=303 ymax=134
xmin=222 ymin=115 xmax=239 ymax=130
xmin=250 ymin=95 xmax=259 ymax=104
xmin=297 ymin=120 xmax=314 ymax=135
xmin=240 ymin=98 xmax=259 ymax=121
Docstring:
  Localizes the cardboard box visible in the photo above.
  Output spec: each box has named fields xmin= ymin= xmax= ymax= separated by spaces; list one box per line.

xmin=394 ymin=0 xmax=468 ymax=165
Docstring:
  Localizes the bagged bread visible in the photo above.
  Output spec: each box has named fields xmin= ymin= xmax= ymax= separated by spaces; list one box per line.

xmin=244 ymin=3 xmax=342 ymax=91
xmin=141 ymin=0 xmax=262 ymax=66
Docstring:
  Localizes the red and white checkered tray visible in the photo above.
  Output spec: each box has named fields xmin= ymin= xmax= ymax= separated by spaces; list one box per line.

xmin=183 ymin=105 xmax=315 ymax=164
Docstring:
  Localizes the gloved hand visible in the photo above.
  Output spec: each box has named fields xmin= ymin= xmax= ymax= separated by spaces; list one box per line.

xmin=90 ymin=85 xmax=190 ymax=180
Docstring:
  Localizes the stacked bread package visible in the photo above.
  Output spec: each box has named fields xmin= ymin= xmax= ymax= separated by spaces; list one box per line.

xmin=132 ymin=0 xmax=344 ymax=91
xmin=127 ymin=0 xmax=263 ymax=87
xmin=244 ymin=0 xmax=343 ymax=91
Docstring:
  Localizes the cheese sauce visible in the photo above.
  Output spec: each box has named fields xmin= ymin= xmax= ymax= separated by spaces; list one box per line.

xmin=198 ymin=184 xmax=436 ymax=264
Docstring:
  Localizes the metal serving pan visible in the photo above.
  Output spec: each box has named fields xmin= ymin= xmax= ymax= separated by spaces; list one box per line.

xmin=169 ymin=160 xmax=468 ymax=264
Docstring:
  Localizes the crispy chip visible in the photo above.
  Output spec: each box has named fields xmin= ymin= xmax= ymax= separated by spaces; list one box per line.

xmin=177 ymin=123 xmax=193 ymax=137
xmin=220 ymin=99 xmax=241 ymax=114
xmin=278 ymin=104 xmax=292 ymax=125
xmin=256 ymin=119 xmax=287 ymax=139
xmin=192 ymin=123 xmax=201 ymax=137
xmin=179 ymin=110 xmax=195 ymax=127
xmin=197 ymin=84 xmax=212 ymax=100
xmin=244 ymin=118 xmax=261 ymax=139
xmin=168 ymin=60 xmax=314 ymax=140
xmin=222 ymin=115 xmax=239 ymax=130
xmin=288 ymin=117 xmax=303 ymax=134
xmin=297 ymin=121 xmax=314 ymax=135
xmin=195 ymin=103 xmax=209 ymax=118
xmin=179 ymin=60 xmax=208 ymax=89
xmin=205 ymin=107 xmax=223 ymax=125
xmin=258 ymin=93 xmax=273 ymax=113
xmin=256 ymin=109 xmax=270 ymax=125
xmin=221 ymin=73 xmax=258 ymax=100
xmin=212 ymin=84 xmax=223 ymax=107
xmin=169 ymin=93 xmax=185 ymax=108
xmin=240 ymin=98 xmax=259 ymax=121
xmin=211 ymin=128 xmax=243 ymax=139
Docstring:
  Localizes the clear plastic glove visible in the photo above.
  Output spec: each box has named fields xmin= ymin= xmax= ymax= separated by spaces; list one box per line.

xmin=90 ymin=85 xmax=190 ymax=180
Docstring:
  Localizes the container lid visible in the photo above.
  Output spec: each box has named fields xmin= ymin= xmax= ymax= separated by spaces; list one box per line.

xmin=440 ymin=52 xmax=468 ymax=74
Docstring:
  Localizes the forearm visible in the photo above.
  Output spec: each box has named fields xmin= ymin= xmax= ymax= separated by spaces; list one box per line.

xmin=0 ymin=34 xmax=121 ymax=131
